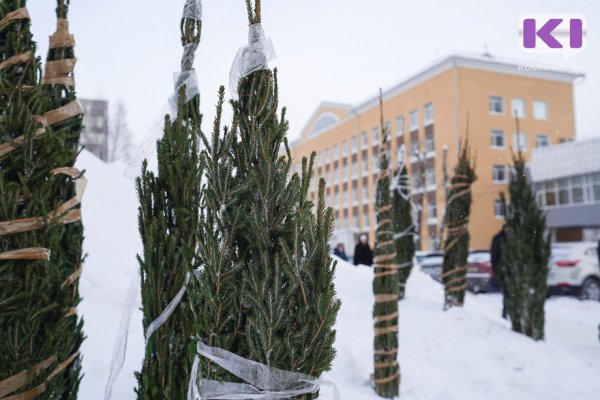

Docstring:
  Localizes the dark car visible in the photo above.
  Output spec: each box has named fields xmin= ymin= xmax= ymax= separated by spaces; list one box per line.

xmin=466 ymin=250 xmax=494 ymax=293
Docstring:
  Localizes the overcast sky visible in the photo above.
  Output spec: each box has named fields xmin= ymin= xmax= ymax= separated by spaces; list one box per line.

xmin=28 ymin=0 xmax=599 ymax=149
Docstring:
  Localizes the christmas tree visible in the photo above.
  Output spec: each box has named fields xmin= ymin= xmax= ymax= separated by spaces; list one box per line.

xmin=442 ymin=141 xmax=476 ymax=309
xmin=392 ymin=161 xmax=415 ymax=300
xmin=135 ymin=1 xmax=203 ymax=398
xmin=1 ymin=0 xmax=84 ymax=398
xmin=500 ymin=151 xmax=550 ymax=341
xmin=193 ymin=1 xmax=340 ymax=397
xmin=372 ymin=90 xmax=400 ymax=398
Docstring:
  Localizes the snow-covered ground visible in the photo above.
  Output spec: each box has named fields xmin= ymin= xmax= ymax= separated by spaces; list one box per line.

xmin=76 ymin=150 xmax=600 ymax=400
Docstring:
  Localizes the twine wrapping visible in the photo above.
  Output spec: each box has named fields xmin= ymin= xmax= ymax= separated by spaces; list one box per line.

xmin=0 ymin=248 xmax=50 ymax=261
xmin=0 ymin=352 xmax=79 ymax=400
xmin=48 ymin=18 xmax=75 ymax=49
xmin=0 ymin=355 xmax=56 ymax=398
xmin=0 ymin=8 xmax=29 ymax=32
xmin=0 ymin=51 xmax=33 ymax=70
xmin=0 ymin=168 xmax=86 ymax=236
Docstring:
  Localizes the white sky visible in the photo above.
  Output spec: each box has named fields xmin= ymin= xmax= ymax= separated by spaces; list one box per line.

xmin=28 ymin=0 xmax=600 ymax=147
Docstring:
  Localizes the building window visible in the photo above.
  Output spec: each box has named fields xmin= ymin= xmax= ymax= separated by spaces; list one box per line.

xmin=361 ymin=131 xmax=368 ymax=148
xmin=343 ymin=190 xmax=349 ymax=205
xmin=363 ymin=213 xmax=370 ymax=229
xmin=491 ymin=130 xmax=505 ymax=148
xmin=409 ymin=109 xmax=419 ymax=131
xmin=410 ymin=138 xmax=420 ymax=157
xmin=363 ymin=185 xmax=369 ymax=201
xmin=342 ymin=164 xmax=349 ymax=182
xmin=412 ymin=171 xmax=422 ymax=190
xmin=511 ymin=98 xmax=526 ymax=118
xmin=333 ymin=144 xmax=339 ymax=161
xmin=425 ymin=133 xmax=435 ymax=153
xmin=424 ymin=103 xmax=434 ymax=125
xmin=372 ymin=157 xmax=379 ymax=173
xmin=513 ymin=132 xmax=528 ymax=151
xmin=324 ymin=148 xmax=330 ymax=165
xmin=352 ymin=136 xmax=358 ymax=154
xmin=428 ymin=200 xmax=437 ymax=219
xmin=489 ymin=96 xmax=504 ymax=115
xmin=535 ymin=134 xmax=549 ymax=148
xmin=334 ymin=192 xmax=339 ymax=207
xmin=494 ymin=199 xmax=505 ymax=218
xmin=533 ymin=101 xmax=548 ymax=120
xmin=344 ymin=216 xmax=349 ymax=229
xmin=362 ymin=157 xmax=369 ymax=176
xmin=333 ymin=167 xmax=339 ymax=184
xmin=373 ymin=127 xmax=379 ymax=145
xmin=352 ymin=160 xmax=358 ymax=178
xmin=493 ymin=165 xmax=507 ymax=184
xmin=353 ymin=214 xmax=359 ymax=229
xmin=396 ymin=116 xmax=404 ymax=136
xmin=384 ymin=122 xmax=391 ymax=138
xmin=353 ymin=187 xmax=359 ymax=203
xmin=426 ymin=167 xmax=436 ymax=187
xmin=315 ymin=152 xmax=321 ymax=168
xmin=341 ymin=140 xmax=348 ymax=157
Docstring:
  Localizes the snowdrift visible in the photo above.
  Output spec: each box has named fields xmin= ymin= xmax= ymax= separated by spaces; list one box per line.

xmin=76 ymin=150 xmax=600 ymax=399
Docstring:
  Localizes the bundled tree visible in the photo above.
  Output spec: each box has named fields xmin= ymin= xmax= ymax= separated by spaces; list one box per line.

xmin=372 ymin=90 xmax=400 ymax=398
xmin=193 ymin=1 xmax=340 ymax=398
xmin=392 ymin=159 xmax=415 ymax=300
xmin=135 ymin=1 xmax=203 ymax=398
xmin=1 ymin=0 xmax=84 ymax=398
xmin=500 ymin=151 xmax=550 ymax=341
xmin=442 ymin=141 xmax=477 ymax=309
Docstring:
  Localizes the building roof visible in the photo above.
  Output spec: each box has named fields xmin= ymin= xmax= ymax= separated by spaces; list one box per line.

xmin=294 ymin=52 xmax=585 ymax=145
xmin=530 ymin=137 xmax=600 ymax=182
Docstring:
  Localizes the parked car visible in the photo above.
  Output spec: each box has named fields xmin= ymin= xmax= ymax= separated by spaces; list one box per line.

xmin=413 ymin=250 xmax=429 ymax=268
xmin=419 ymin=252 xmax=444 ymax=281
xmin=548 ymin=242 xmax=600 ymax=301
xmin=420 ymin=250 xmax=494 ymax=293
xmin=466 ymin=250 xmax=494 ymax=293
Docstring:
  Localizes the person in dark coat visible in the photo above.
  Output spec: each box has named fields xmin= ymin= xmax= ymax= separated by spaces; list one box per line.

xmin=333 ymin=243 xmax=348 ymax=262
xmin=354 ymin=234 xmax=374 ymax=267
xmin=490 ymin=225 xmax=509 ymax=318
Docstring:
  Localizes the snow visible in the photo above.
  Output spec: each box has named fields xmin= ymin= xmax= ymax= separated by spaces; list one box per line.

xmin=76 ymin=149 xmax=600 ymax=400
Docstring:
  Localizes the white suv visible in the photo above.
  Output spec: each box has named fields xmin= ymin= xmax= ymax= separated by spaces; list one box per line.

xmin=548 ymin=242 xmax=600 ymax=301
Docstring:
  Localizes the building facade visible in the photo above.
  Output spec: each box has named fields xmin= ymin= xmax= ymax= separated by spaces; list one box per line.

xmin=530 ymin=137 xmax=600 ymax=242
xmin=80 ymin=99 xmax=109 ymax=161
xmin=289 ymin=54 xmax=582 ymax=253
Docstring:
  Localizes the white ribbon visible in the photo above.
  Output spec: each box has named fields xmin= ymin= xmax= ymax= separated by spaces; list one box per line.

xmin=229 ymin=24 xmax=276 ymax=97
xmin=188 ymin=342 xmax=340 ymax=400
xmin=104 ymin=270 xmax=140 ymax=400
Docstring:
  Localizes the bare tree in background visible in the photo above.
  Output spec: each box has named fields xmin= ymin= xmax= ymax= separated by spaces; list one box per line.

xmin=108 ymin=100 xmax=133 ymax=162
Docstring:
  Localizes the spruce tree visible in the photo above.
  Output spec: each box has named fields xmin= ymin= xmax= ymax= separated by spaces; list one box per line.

xmin=442 ymin=142 xmax=476 ymax=309
xmin=135 ymin=2 xmax=202 ymax=398
xmin=392 ymin=161 xmax=415 ymax=300
xmin=372 ymin=91 xmax=400 ymax=398
xmin=193 ymin=1 xmax=340 ymax=397
xmin=1 ymin=1 xmax=83 ymax=398
xmin=500 ymin=152 xmax=550 ymax=341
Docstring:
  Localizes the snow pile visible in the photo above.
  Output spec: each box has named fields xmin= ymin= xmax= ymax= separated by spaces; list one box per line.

xmin=76 ymin=150 xmax=600 ymax=400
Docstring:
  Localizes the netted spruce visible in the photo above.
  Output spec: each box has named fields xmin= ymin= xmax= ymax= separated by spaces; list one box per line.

xmin=500 ymin=150 xmax=550 ymax=341
xmin=192 ymin=1 xmax=340 ymax=399
xmin=442 ymin=141 xmax=477 ymax=309
xmin=372 ymin=90 xmax=400 ymax=398
xmin=0 ymin=0 xmax=85 ymax=398
xmin=392 ymin=160 xmax=415 ymax=300
xmin=134 ymin=2 xmax=203 ymax=399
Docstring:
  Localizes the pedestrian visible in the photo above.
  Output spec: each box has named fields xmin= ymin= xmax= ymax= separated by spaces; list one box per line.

xmin=333 ymin=243 xmax=348 ymax=262
xmin=491 ymin=224 xmax=510 ymax=319
xmin=354 ymin=234 xmax=374 ymax=267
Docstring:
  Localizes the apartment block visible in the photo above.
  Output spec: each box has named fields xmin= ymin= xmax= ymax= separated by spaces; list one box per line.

xmin=289 ymin=54 xmax=582 ymax=253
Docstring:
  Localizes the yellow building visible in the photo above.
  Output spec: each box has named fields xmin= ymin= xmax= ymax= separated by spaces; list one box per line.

xmin=289 ymin=54 xmax=583 ymax=253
